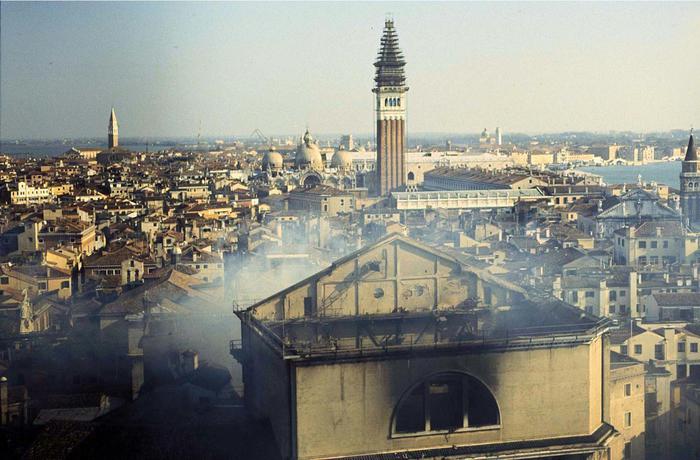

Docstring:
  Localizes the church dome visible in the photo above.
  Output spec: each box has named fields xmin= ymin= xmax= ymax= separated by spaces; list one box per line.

xmin=295 ymin=130 xmax=324 ymax=170
xmin=331 ymin=148 xmax=353 ymax=170
xmin=262 ymin=146 xmax=283 ymax=171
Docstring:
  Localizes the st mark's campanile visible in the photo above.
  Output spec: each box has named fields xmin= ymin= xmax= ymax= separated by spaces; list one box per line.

xmin=373 ymin=19 xmax=408 ymax=197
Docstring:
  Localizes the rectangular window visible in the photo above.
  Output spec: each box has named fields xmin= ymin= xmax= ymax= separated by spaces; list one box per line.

xmin=634 ymin=344 xmax=642 ymax=355
xmin=655 ymin=344 xmax=664 ymax=360
xmin=0 ymin=277 xmax=8 ymax=285
xmin=639 ymin=241 xmax=646 ymax=249
xmin=638 ymin=256 xmax=647 ymax=265
xmin=572 ymin=291 xmax=579 ymax=303
xmin=624 ymin=412 xmax=632 ymax=428
xmin=38 ymin=282 xmax=47 ymax=290
xmin=621 ymin=345 xmax=628 ymax=355
xmin=585 ymin=291 xmax=594 ymax=298
xmin=663 ymin=240 xmax=669 ymax=248
xmin=483 ymin=287 xmax=492 ymax=304
xmin=678 ymin=342 xmax=686 ymax=353
xmin=651 ymin=241 xmax=658 ymax=249
xmin=620 ymin=290 xmax=626 ymax=297
xmin=60 ymin=281 xmax=69 ymax=289
xmin=678 ymin=364 xmax=687 ymax=378
xmin=609 ymin=291 xmax=617 ymax=301
xmin=625 ymin=383 xmax=631 ymax=397
xmin=303 ymin=297 xmax=313 ymax=317
xmin=692 ymin=343 xmax=699 ymax=353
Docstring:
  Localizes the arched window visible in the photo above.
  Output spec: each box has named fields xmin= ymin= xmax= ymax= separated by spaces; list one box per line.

xmin=384 ymin=98 xmax=388 ymax=107
xmin=393 ymin=372 xmax=500 ymax=435
xmin=397 ymin=98 xmax=401 ymax=107
xmin=407 ymin=171 xmax=415 ymax=181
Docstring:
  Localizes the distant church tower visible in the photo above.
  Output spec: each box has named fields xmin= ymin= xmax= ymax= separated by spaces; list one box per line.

xmin=680 ymin=131 xmax=698 ymax=225
xmin=373 ymin=19 xmax=408 ymax=197
xmin=108 ymin=107 xmax=119 ymax=149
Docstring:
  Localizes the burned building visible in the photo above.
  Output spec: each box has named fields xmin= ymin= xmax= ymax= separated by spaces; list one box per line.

xmin=233 ymin=234 xmax=617 ymax=459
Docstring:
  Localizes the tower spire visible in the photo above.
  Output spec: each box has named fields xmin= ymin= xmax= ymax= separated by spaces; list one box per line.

xmin=108 ymin=107 xmax=119 ymax=149
xmin=685 ymin=129 xmax=696 ymax=161
xmin=374 ymin=18 xmax=406 ymax=87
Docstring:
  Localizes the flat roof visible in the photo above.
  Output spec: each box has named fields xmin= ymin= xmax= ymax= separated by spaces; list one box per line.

xmin=393 ymin=189 xmax=544 ymax=200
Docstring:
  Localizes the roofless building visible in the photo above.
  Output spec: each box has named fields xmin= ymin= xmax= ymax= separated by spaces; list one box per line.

xmin=232 ymin=234 xmax=616 ymax=459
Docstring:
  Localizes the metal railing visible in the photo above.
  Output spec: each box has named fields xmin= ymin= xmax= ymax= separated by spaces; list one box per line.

xmin=274 ymin=323 xmax=600 ymax=360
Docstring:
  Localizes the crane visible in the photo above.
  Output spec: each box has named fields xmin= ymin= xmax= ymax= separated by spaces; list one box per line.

xmin=250 ymin=128 xmax=270 ymax=145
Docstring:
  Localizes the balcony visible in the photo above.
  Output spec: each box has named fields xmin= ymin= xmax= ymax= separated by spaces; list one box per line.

xmin=229 ymin=339 xmax=245 ymax=363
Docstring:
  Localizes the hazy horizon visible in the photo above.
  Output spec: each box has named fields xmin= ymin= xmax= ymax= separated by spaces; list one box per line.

xmin=1 ymin=2 xmax=699 ymax=139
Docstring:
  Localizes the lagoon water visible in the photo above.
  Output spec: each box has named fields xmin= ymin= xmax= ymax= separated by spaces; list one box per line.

xmin=0 ymin=142 xmax=175 ymax=157
xmin=0 ymin=141 xmax=684 ymax=189
xmin=578 ymin=161 xmax=681 ymax=188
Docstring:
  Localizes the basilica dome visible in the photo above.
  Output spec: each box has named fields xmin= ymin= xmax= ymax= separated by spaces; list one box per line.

xmin=262 ymin=146 xmax=283 ymax=171
xmin=331 ymin=148 xmax=353 ymax=170
xmin=295 ymin=130 xmax=324 ymax=170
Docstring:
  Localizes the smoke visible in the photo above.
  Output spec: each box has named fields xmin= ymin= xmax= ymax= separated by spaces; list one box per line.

xmin=138 ymin=215 xmax=357 ymax=394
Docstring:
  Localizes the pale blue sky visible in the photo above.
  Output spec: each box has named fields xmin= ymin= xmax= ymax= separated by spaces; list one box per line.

xmin=1 ymin=2 xmax=698 ymax=139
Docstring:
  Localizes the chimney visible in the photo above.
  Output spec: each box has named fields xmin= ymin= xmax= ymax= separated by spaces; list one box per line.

xmin=663 ymin=328 xmax=675 ymax=358
xmin=0 ymin=376 xmax=8 ymax=425
xmin=182 ymin=350 xmax=199 ymax=374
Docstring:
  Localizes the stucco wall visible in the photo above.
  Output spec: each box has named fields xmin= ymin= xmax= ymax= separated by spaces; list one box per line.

xmin=293 ymin=337 xmax=605 ymax=459
xmin=609 ymin=363 xmax=646 ymax=460
xmin=243 ymin=329 xmax=292 ymax=456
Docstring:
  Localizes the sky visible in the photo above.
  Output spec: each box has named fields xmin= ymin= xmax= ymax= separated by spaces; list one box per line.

xmin=1 ymin=2 xmax=699 ymax=139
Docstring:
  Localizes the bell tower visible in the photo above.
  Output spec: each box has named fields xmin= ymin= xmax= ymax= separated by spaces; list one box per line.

xmin=373 ymin=18 xmax=408 ymax=197
xmin=108 ymin=107 xmax=119 ymax=149
xmin=680 ymin=130 xmax=699 ymax=225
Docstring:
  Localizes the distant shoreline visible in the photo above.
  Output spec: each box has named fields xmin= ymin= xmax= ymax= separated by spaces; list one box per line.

xmin=578 ymin=161 xmax=681 ymax=188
